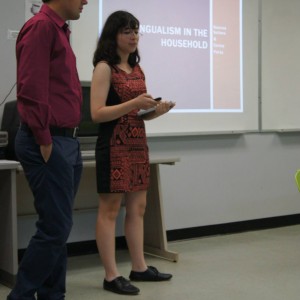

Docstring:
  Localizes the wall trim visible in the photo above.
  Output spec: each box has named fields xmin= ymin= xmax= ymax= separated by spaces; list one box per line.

xmin=166 ymin=213 xmax=300 ymax=241
xmin=18 ymin=214 xmax=300 ymax=259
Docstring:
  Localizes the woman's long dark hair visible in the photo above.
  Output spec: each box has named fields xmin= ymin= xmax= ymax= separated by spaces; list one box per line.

xmin=93 ymin=11 xmax=141 ymax=68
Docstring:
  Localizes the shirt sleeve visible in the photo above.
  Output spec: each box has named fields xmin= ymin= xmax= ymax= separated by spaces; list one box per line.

xmin=16 ymin=20 xmax=54 ymax=145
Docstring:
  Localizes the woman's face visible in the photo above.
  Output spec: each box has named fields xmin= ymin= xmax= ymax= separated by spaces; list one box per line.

xmin=116 ymin=26 xmax=140 ymax=56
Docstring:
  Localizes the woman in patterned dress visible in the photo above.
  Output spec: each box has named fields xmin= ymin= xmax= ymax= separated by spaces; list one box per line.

xmin=90 ymin=11 xmax=175 ymax=295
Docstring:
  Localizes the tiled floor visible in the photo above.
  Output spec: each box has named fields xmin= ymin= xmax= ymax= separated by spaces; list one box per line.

xmin=1 ymin=225 xmax=300 ymax=299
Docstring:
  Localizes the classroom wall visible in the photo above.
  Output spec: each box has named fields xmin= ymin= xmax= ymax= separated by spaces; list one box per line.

xmin=17 ymin=132 xmax=300 ymax=248
xmin=1 ymin=1 xmax=300 ymax=248
xmin=0 ymin=0 xmax=23 ymax=118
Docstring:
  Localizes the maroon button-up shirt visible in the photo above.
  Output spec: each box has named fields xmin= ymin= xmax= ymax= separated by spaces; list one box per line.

xmin=16 ymin=4 xmax=82 ymax=145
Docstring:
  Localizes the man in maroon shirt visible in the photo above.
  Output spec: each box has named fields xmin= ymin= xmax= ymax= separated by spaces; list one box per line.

xmin=7 ymin=0 xmax=88 ymax=299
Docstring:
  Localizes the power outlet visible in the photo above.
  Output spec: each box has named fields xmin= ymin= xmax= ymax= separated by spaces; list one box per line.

xmin=7 ymin=29 xmax=20 ymax=40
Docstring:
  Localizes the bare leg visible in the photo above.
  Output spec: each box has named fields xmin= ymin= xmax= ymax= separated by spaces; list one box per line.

xmin=125 ymin=191 xmax=173 ymax=282
xmin=96 ymin=193 xmax=123 ymax=281
xmin=125 ymin=190 xmax=148 ymax=272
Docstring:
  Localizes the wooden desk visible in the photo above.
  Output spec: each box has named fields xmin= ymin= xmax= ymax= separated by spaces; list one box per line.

xmin=144 ymin=159 xmax=180 ymax=262
xmin=0 ymin=156 xmax=179 ymax=287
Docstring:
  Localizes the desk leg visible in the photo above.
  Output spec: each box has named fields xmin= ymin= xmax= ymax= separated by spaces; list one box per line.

xmin=144 ymin=164 xmax=178 ymax=262
xmin=0 ymin=169 xmax=18 ymax=287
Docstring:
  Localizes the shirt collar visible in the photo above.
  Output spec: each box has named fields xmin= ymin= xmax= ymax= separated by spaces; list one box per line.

xmin=40 ymin=4 xmax=67 ymax=30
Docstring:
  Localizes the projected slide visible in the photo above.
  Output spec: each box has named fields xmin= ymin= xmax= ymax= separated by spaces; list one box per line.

xmin=99 ymin=0 xmax=243 ymax=112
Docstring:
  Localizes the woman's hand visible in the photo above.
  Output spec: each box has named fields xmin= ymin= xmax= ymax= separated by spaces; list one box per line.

xmin=134 ymin=93 xmax=158 ymax=110
xmin=141 ymin=99 xmax=176 ymax=120
xmin=155 ymin=100 xmax=176 ymax=116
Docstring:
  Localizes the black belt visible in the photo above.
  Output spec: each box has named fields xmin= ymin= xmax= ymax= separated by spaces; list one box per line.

xmin=20 ymin=123 xmax=79 ymax=138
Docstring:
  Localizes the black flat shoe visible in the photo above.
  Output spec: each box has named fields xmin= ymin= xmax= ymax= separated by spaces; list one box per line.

xmin=129 ymin=266 xmax=173 ymax=282
xmin=103 ymin=276 xmax=140 ymax=295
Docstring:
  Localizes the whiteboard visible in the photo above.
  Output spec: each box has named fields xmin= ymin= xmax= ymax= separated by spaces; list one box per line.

xmin=70 ymin=0 xmax=259 ymax=136
xmin=261 ymin=0 xmax=300 ymax=131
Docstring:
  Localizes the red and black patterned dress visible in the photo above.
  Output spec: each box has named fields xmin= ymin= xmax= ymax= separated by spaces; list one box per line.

xmin=95 ymin=64 xmax=150 ymax=193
